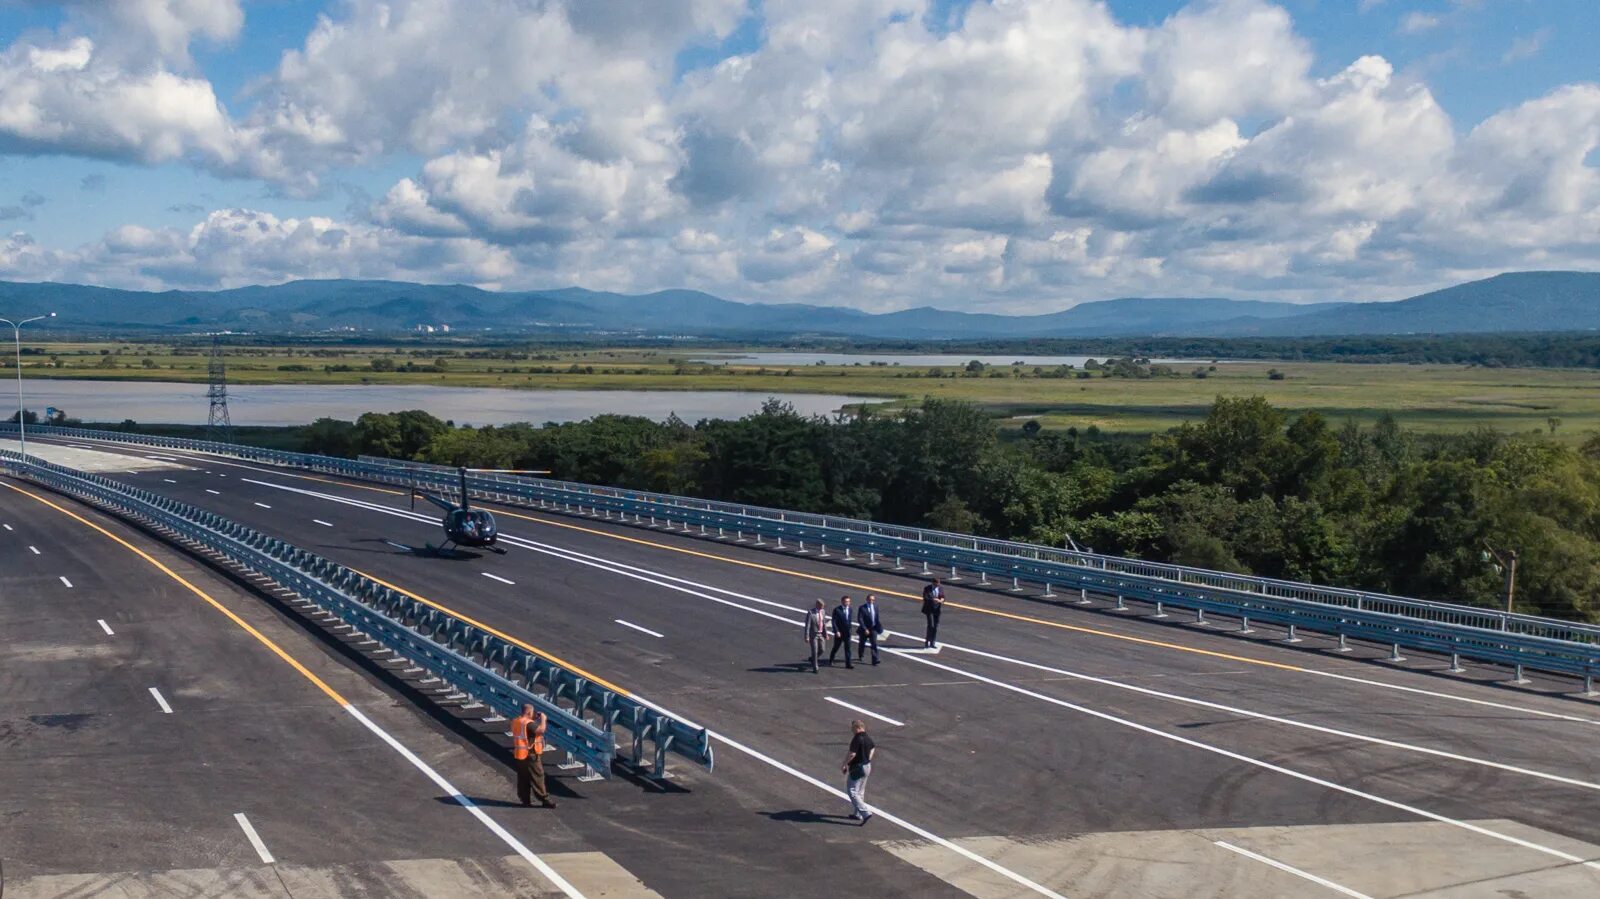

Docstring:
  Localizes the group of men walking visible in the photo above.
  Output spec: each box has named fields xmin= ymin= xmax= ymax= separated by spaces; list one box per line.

xmin=803 ymin=578 xmax=947 ymax=671
xmin=805 ymin=594 xmax=884 ymax=670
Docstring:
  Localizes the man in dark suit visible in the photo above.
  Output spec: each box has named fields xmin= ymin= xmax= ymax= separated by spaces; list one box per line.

xmin=828 ymin=595 xmax=855 ymax=669
xmin=857 ymin=594 xmax=884 ymax=665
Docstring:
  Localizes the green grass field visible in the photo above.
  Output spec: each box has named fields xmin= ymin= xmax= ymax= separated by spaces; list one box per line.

xmin=12 ymin=341 xmax=1600 ymax=439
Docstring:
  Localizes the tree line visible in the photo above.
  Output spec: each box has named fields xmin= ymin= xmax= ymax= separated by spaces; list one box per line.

xmin=296 ymin=398 xmax=1600 ymax=622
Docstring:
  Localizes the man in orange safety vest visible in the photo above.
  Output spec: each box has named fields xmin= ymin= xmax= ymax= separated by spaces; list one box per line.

xmin=512 ymin=703 xmax=556 ymax=808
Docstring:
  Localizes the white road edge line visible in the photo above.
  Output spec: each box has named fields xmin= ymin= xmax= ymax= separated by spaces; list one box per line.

xmin=888 ymin=648 xmax=1600 ymax=871
xmin=97 ymin=619 xmax=114 ymax=636
xmin=254 ymin=502 xmax=272 ymax=509
xmin=59 ymin=576 xmax=73 ymax=588
xmin=148 ymin=687 xmax=173 ymax=714
xmin=228 ymin=478 xmax=1053 ymax=898
xmin=614 ymin=619 xmax=663 ymax=638
xmin=824 ymin=696 xmax=904 ymax=726
xmin=1213 ymin=840 xmax=1371 ymax=898
xmin=341 ymin=704 xmax=586 ymax=898
xmin=239 ymin=477 xmax=1600 ymax=783
xmin=34 ymin=450 xmax=1600 ymax=727
xmin=233 ymin=812 xmax=275 ymax=864
xmin=482 ymin=572 xmax=516 ymax=585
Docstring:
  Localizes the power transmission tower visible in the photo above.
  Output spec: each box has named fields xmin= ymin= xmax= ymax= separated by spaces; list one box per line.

xmin=206 ymin=334 xmax=233 ymax=443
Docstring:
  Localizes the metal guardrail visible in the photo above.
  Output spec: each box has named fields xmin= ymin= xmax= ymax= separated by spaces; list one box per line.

xmin=10 ymin=424 xmax=1600 ymax=688
xmin=0 ymin=448 xmax=714 ymax=778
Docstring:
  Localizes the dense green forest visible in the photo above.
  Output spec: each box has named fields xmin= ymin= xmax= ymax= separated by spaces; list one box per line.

xmin=285 ymin=398 xmax=1600 ymax=622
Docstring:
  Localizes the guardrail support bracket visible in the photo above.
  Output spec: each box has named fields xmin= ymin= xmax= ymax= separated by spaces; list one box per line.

xmin=1283 ymin=624 xmax=1302 ymax=643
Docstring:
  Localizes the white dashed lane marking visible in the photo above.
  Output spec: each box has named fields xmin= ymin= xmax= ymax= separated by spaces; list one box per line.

xmin=234 ymin=813 xmax=275 ymax=864
xmin=614 ymin=619 xmax=664 ymax=638
xmin=824 ymin=696 xmax=905 ymax=727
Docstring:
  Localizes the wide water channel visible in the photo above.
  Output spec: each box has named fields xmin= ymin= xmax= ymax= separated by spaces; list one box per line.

xmin=17 ymin=380 xmax=872 ymax=427
xmin=692 ymin=351 xmax=1222 ymax=367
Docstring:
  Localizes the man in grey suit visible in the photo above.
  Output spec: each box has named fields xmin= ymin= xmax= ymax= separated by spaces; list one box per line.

xmin=804 ymin=599 xmax=829 ymax=673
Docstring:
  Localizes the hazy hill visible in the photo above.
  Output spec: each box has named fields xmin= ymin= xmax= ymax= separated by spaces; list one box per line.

xmin=0 ymin=271 xmax=1594 ymax=338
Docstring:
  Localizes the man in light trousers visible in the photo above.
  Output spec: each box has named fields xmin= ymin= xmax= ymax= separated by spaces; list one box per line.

xmin=842 ymin=719 xmax=876 ymax=824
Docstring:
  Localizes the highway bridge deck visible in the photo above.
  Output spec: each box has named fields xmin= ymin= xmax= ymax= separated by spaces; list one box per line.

xmin=9 ymin=435 xmax=1600 ymax=897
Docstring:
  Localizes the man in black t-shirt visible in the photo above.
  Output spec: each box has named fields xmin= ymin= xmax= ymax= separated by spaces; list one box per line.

xmin=842 ymin=719 xmax=875 ymax=823
xmin=921 ymin=578 xmax=944 ymax=648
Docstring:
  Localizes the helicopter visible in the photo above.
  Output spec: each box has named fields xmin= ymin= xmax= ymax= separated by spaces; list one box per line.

xmin=408 ymin=465 xmax=550 ymax=556
xmin=411 ymin=466 xmax=505 ymax=555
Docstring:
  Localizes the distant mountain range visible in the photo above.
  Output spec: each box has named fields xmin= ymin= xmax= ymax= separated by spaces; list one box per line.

xmin=0 ymin=271 xmax=1595 ymax=339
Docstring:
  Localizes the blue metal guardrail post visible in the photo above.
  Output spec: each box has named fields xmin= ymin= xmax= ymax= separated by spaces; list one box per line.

xmin=0 ymin=449 xmax=715 ymax=779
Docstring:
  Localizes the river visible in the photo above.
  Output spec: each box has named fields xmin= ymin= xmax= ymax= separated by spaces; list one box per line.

xmin=691 ymin=351 xmax=1224 ymax=367
xmin=14 ymin=380 xmax=871 ymax=427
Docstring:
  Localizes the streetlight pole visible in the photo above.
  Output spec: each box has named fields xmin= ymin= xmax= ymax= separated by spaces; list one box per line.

xmin=0 ymin=312 xmax=56 ymax=457
xmin=1482 ymin=541 xmax=1519 ymax=628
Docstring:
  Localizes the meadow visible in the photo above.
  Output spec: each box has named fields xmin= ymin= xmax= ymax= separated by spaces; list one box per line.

xmin=12 ymin=340 xmax=1600 ymax=439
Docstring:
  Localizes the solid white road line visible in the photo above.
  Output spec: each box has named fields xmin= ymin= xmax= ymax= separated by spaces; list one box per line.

xmin=313 ymin=519 xmax=333 ymax=527
xmin=97 ymin=619 xmax=114 ymax=636
xmin=205 ymin=489 xmax=221 ymax=495
xmin=59 ymin=576 xmax=73 ymax=588
xmin=935 ymin=641 xmax=1600 ymax=794
xmin=234 ymin=478 xmax=1600 ymax=786
xmin=254 ymin=502 xmax=272 ymax=509
xmin=27 ymin=545 xmax=39 ymax=554
xmin=341 ymin=704 xmax=586 ymax=898
xmin=234 ymin=813 xmax=275 ymax=864
xmin=888 ymin=648 xmax=1600 ymax=871
xmin=824 ymin=696 xmax=904 ymax=726
xmin=148 ymin=687 xmax=173 ymax=714
xmin=1213 ymin=841 xmax=1371 ymax=898
xmin=482 ymin=572 xmax=516 ymax=585
xmin=614 ymin=619 xmax=663 ymax=638
xmin=234 ymin=474 xmax=1600 ymax=837
xmin=228 ymin=478 xmax=1050 ymax=897
xmin=626 ymin=693 xmax=1067 ymax=899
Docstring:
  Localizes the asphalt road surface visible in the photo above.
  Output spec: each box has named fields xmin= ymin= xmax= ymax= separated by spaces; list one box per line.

xmin=8 ymin=434 xmax=1600 ymax=898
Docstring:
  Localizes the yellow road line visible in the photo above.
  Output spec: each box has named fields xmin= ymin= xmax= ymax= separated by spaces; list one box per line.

xmin=350 ymin=566 xmax=635 ymax=697
xmin=487 ymin=507 xmax=1305 ymax=673
xmin=133 ymin=449 xmax=1302 ymax=673
xmin=0 ymin=480 xmax=351 ymax=705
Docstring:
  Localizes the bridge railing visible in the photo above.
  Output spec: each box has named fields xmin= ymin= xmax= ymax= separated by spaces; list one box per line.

xmin=0 ymin=446 xmax=714 ymax=779
xmin=10 ymin=424 xmax=1600 ymax=686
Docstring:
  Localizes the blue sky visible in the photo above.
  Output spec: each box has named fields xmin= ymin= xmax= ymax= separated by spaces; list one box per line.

xmin=0 ymin=0 xmax=1597 ymax=308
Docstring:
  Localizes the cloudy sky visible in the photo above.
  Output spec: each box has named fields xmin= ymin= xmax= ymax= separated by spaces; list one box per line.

xmin=0 ymin=0 xmax=1595 ymax=311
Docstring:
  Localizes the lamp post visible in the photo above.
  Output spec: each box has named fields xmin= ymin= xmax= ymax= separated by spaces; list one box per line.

xmin=1482 ymin=542 xmax=1518 ymax=629
xmin=0 ymin=312 xmax=55 ymax=457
